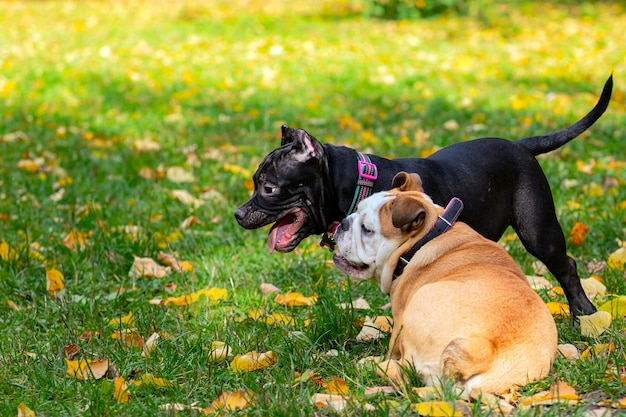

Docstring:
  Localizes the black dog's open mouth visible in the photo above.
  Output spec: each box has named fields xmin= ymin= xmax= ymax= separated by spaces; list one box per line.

xmin=332 ymin=252 xmax=369 ymax=275
xmin=267 ymin=208 xmax=306 ymax=253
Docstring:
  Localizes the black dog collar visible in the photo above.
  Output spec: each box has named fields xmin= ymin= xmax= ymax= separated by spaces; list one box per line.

xmin=393 ymin=197 xmax=464 ymax=279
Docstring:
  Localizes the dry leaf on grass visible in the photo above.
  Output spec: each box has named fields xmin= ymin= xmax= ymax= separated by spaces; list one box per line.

xmin=260 ymin=282 xmax=281 ymax=295
xmin=230 ymin=351 xmax=276 ymax=372
xmin=546 ymin=302 xmax=570 ymax=318
xmin=141 ymin=373 xmax=172 ymax=388
xmin=156 ymin=252 xmax=193 ymax=273
xmin=46 ymin=268 xmax=65 ymax=297
xmin=557 ymin=344 xmax=580 ymax=360
xmin=17 ymin=403 xmax=36 ymax=417
xmin=598 ymin=295 xmax=626 ymax=319
xmin=608 ymin=246 xmax=626 ymax=270
xmin=142 ymin=332 xmax=160 ymax=357
xmin=568 ymin=222 xmax=589 ymax=247
xmin=62 ymin=230 xmax=91 ymax=251
xmin=325 ymin=377 xmax=350 ymax=396
xmin=580 ymin=276 xmax=607 ymax=300
xmin=207 ymin=390 xmax=254 ymax=413
xmin=248 ymin=309 xmax=295 ymax=326
xmin=171 ymin=189 xmax=204 ymax=208
xmin=356 ymin=316 xmax=393 ymax=342
xmin=519 ymin=380 xmax=580 ymax=407
xmin=208 ymin=341 xmax=232 ymax=361
xmin=65 ymin=358 xmax=109 ymax=380
xmin=129 ymin=256 xmax=171 ymax=278
xmin=311 ymin=393 xmax=348 ymax=413
xmin=165 ymin=166 xmax=195 ymax=183
xmin=114 ymin=377 xmax=130 ymax=403
xmin=339 ymin=297 xmax=371 ymax=310
xmin=579 ymin=311 xmax=612 ymax=337
xmin=108 ymin=311 xmax=135 ymax=327
xmin=412 ymin=401 xmax=464 ymax=417
xmin=274 ymin=292 xmax=318 ymax=306
xmin=162 ymin=287 xmax=227 ymax=306
xmin=580 ymin=343 xmax=615 ymax=360
xmin=111 ymin=330 xmax=144 ymax=349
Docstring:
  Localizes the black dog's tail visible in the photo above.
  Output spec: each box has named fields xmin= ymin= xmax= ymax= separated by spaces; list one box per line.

xmin=516 ymin=74 xmax=613 ymax=156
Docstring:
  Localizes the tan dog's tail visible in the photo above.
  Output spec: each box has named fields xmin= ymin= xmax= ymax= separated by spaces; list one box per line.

xmin=441 ymin=337 xmax=496 ymax=383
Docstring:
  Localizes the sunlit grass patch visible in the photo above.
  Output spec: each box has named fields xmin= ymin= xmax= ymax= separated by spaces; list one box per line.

xmin=0 ymin=0 xmax=625 ymax=415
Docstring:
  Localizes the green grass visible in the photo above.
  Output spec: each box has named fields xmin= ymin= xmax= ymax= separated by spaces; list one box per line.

xmin=1 ymin=0 xmax=625 ymax=415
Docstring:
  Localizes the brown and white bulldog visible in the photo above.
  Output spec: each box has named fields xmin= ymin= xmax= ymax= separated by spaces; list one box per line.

xmin=333 ymin=172 xmax=558 ymax=394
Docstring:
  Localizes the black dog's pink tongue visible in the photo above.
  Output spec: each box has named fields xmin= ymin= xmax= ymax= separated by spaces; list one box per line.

xmin=267 ymin=215 xmax=293 ymax=254
xmin=267 ymin=209 xmax=303 ymax=253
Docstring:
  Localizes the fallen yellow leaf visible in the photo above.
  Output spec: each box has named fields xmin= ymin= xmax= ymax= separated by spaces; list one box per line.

xmin=580 ymin=276 xmax=607 ymax=300
xmin=46 ymin=268 xmax=65 ymax=297
xmin=230 ymin=351 xmax=276 ymax=372
xmin=17 ymin=159 xmax=40 ymax=173
xmin=0 ymin=239 xmax=18 ymax=262
xmin=142 ymin=332 xmax=160 ymax=357
xmin=412 ymin=401 xmax=463 ymax=417
xmin=580 ymin=343 xmax=615 ymax=360
xmin=608 ymin=247 xmax=626 ymax=270
xmin=546 ymin=302 xmax=570 ymax=318
xmin=356 ymin=316 xmax=393 ymax=341
xmin=274 ymin=292 xmax=318 ymax=306
xmin=311 ymin=393 xmax=348 ymax=413
xmin=65 ymin=358 xmax=109 ymax=380
xmin=111 ymin=330 xmax=144 ymax=348
xmin=156 ymin=252 xmax=193 ymax=273
xmin=519 ymin=380 xmax=580 ymax=407
xmin=325 ymin=377 xmax=350 ymax=396
xmin=171 ymin=189 xmax=204 ymax=208
xmin=108 ymin=311 xmax=134 ymax=327
xmin=580 ymin=311 xmax=612 ymax=337
xmin=598 ymin=296 xmax=626 ymax=319
xmin=568 ymin=222 xmax=589 ymax=247
xmin=162 ymin=287 xmax=227 ymax=306
xmin=141 ymin=373 xmax=172 ymax=388
xmin=62 ymin=230 xmax=91 ymax=251
xmin=208 ymin=341 xmax=232 ymax=361
xmin=208 ymin=389 xmax=254 ymax=413
xmin=17 ymin=403 xmax=36 ymax=417
xmin=114 ymin=377 xmax=130 ymax=403
xmin=129 ymin=256 xmax=171 ymax=278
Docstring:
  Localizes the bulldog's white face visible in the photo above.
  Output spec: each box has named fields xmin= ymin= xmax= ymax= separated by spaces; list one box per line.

xmin=332 ymin=172 xmax=439 ymax=293
xmin=332 ymin=192 xmax=395 ymax=282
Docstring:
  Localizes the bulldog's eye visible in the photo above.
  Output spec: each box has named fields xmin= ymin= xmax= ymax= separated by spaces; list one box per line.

xmin=361 ymin=224 xmax=373 ymax=235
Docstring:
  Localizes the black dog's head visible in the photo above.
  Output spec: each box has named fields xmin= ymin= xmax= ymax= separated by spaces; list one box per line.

xmin=235 ymin=125 xmax=331 ymax=253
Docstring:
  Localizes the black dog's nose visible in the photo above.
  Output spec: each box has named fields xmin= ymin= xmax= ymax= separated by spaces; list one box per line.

xmin=234 ymin=206 xmax=247 ymax=223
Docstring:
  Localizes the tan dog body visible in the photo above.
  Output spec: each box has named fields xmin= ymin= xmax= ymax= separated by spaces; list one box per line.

xmin=333 ymin=173 xmax=558 ymax=394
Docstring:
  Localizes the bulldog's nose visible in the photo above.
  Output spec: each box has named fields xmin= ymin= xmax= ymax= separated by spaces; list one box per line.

xmin=339 ymin=217 xmax=350 ymax=231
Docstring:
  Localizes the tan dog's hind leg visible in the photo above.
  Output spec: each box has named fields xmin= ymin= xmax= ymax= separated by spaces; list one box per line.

xmin=441 ymin=337 xmax=496 ymax=392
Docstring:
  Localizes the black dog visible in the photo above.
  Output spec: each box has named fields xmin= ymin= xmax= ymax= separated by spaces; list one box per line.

xmin=235 ymin=76 xmax=613 ymax=319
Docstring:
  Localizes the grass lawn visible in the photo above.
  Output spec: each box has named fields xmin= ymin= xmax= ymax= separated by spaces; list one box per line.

xmin=1 ymin=0 xmax=625 ymax=415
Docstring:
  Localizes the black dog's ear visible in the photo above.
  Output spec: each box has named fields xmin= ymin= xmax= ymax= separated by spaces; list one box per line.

xmin=391 ymin=172 xmax=424 ymax=192
xmin=286 ymin=128 xmax=324 ymax=162
xmin=281 ymin=125 xmax=297 ymax=146
xmin=391 ymin=195 xmax=426 ymax=232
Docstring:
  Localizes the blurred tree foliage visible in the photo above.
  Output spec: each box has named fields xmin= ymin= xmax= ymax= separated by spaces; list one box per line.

xmin=358 ymin=0 xmax=469 ymax=19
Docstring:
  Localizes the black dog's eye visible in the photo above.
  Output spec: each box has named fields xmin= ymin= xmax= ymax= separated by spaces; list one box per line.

xmin=263 ymin=185 xmax=276 ymax=194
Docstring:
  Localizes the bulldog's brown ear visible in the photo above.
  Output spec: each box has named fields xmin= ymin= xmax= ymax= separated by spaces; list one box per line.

xmin=392 ymin=195 xmax=426 ymax=232
xmin=391 ymin=172 xmax=424 ymax=192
